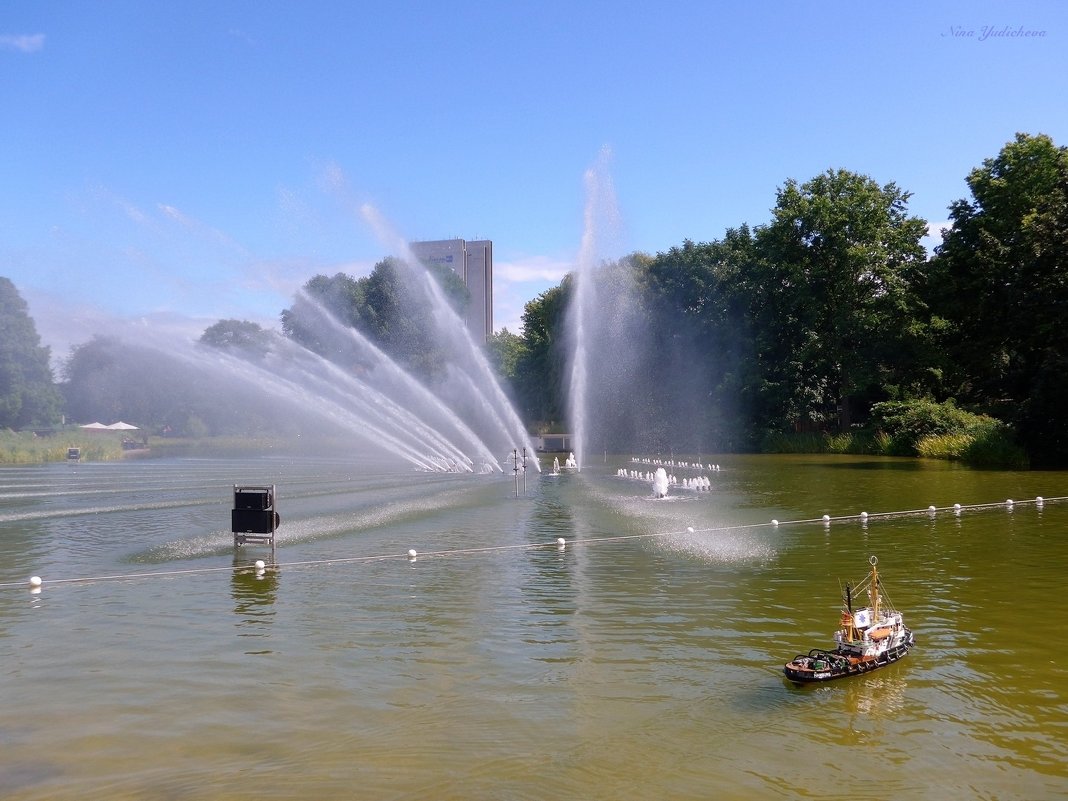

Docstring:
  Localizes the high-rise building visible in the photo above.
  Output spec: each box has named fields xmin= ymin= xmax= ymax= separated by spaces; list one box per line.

xmin=409 ymin=238 xmax=493 ymax=341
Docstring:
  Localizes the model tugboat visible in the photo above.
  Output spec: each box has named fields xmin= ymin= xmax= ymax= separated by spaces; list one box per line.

xmin=784 ymin=555 xmax=914 ymax=684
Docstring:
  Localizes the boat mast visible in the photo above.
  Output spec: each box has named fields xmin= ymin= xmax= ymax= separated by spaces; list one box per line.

xmin=843 ymin=583 xmax=856 ymax=642
xmin=869 ymin=555 xmax=880 ymax=620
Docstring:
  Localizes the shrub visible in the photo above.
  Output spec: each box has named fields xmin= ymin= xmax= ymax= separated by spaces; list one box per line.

xmin=877 ymin=400 xmax=1028 ymax=468
xmin=961 ymin=427 xmax=1029 ymax=469
xmin=870 ymin=399 xmax=997 ymax=456
xmin=915 ymin=433 xmax=972 ymax=460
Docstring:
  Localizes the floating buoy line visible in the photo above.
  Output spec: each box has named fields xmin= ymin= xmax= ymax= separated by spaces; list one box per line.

xmin=2 ymin=495 xmax=1061 ymax=592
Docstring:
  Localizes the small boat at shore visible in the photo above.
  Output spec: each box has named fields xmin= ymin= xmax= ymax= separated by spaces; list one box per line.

xmin=784 ymin=555 xmax=914 ymax=684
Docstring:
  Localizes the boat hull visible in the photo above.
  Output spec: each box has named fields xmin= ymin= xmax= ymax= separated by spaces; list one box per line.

xmin=783 ymin=628 xmax=914 ymax=684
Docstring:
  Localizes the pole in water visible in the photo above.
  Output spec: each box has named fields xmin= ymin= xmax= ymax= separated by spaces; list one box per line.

xmin=513 ymin=449 xmax=520 ymax=498
xmin=522 ymin=447 xmax=528 ymax=494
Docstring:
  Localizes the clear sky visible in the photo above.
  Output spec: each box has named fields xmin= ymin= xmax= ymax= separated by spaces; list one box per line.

xmin=3 ymin=1 xmax=1067 ymax=361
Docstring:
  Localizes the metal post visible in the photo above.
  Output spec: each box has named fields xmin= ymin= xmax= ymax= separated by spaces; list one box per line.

xmin=512 ymin=449 xmax=519 ymax=498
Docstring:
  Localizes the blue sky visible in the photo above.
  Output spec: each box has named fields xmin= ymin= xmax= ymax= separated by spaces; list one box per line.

xmin=3 ymin=1 xmax=1067 ymax=360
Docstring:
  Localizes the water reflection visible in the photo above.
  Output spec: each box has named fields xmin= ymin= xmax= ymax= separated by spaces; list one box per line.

xmin=231 ymin=555 xmax=278 ymax=649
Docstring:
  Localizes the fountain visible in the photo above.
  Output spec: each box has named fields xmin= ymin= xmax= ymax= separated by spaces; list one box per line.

xmin=565 ymin=146 xmax=623 ymax=472
xmin=87 ymin=234 xmax=537 ymax=474
xmin=653 ymin=466 xmax=669 ymax=498
xmin=358 ymin=202 xmax=539 ymax=469
xmin=563 ymin=148 xmax=725 ymax=465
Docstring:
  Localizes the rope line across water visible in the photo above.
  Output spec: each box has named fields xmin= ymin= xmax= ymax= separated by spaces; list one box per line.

xmin=2 ymin=495 xmax=1061 ymax=591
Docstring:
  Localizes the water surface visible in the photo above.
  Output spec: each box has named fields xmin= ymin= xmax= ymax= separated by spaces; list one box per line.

xmin=1 ymin=454 xmax=1066 ymax=800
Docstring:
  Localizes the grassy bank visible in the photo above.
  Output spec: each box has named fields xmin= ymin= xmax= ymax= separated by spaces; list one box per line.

xmin=0 ymin=429 xmax=126 ymax=464
xmin=759 ymin=400 xmax=1029 ymax=469
xmin=1 ymin=429 xmax=379 ymax=465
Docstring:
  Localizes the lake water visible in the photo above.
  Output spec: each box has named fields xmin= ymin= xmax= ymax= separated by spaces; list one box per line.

xmin=1 ymin=453 xmax=1066 ymax=800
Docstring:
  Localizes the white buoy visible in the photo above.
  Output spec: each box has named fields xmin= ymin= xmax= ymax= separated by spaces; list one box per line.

xmin=822 ymin=514 xmax=831 ymax=524
xmin=254 ymin=560 xmax=266 ymax=570
xmin=928 ymin=505 xmax=937 ymax=514
xmin=29 ymin=575 xmax=42 ymax=588
xmin=687 ymin=526 xmax=694 ymax=534
xmin=860 ymin=511 xmax=868 ymax=519
xmin=407 ymin=549 xmax=418 ymax=559
xmin=1006 ymin=499 xmax=1014 ymax=508
xmin=1036 ymin=496 xmax=1044 ymax=506
xmin=556 ymin=537 xmax=566 ymax=550
xmin=772 ymin=519 xmax=779 ymax=526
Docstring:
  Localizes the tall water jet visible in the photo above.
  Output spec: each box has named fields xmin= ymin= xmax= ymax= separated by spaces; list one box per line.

xmin=565 ymin=147 xmax=624 ymax=471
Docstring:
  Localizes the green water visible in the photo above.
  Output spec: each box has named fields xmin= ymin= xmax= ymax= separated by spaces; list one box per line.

xmin=1 ymin=454 xmax=1066 ymax=800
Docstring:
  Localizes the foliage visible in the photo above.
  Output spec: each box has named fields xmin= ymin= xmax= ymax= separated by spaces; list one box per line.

xmin=958 ymin=427 xmax=1029 ymax=469
xmin=13 ymin=134 xmax=1068 ymax=466
xmin=61 ymin=335 xmax=290 ymax=437
xmin=280 ymin=258 xmax=469 ymax=383
xmin=485 ymin=328 xmax=524 ymax=383
xmin=750 ymin=169 xmax=930 ymax=432
xmin=199 ymin=319 xmax=273 ymax=358
xmin=928 ymin=132 xmax=1068 ymax=465
xmin=640 ymin=236 xmax=755 ymax=451
xmin=513 ymin=283 xmax=569 ymax=428
xmin=759 ymin=431 xmax=877 ymax=455
xmin=0 ymin=277 xmax=63 ymax=428
xmin=916 ymin=429 xmax=1027 ymax=469
xmin=869 ymin=398 xmax=1010 ymax=457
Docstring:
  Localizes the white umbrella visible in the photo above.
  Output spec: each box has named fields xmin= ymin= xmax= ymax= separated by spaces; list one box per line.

xmin=80 ymin=422 xmax=108 ymax=429
xmin=106 ymin=421 xmax=139 ymax=430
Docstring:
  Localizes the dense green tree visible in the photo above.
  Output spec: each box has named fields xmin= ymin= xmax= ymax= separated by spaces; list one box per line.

xmin=642 ymin=232 xmax=756 ymax=450
xmin=281 ymin=257 xmax=470 ymax=383
xmin=750 ymin=169 xmax=930 ymax=432
xmin=280 ymin=272 xmax=366 ymax=358
xmin=485 ymin=327 xmax=525 ymax=384
xmin=0 ymin=277 xmax=62 ymax=428
xmin=199 ymin=319 xmax=273 ymax=359
xmin=929 ymin=132 xmax=1068 ymax=464
xmin=514 ymin=283 xmax=569 ymax=428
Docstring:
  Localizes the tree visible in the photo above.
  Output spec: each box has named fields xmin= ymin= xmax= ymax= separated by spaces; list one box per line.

xmin=642 ymin=233 xmax=756 ymax=450
xmin=280 ymin=272 xmax=366 ymax=357
xmin=62 ymin=335 xmax=291 ymax=437
xmin=0 ymin=277 xmax=62 ymax=428
xmin=751 ymin=169 xmax=930 ymax=432
xmin=485 ymin=328 xmax=525 ymax=384
xmin=61 ymin=336 xmax=124 ymax=425
xmin=199 ymin=319 xmax=273 ymax=359
xmin=929 ymin=132 xmax=1068 ymax=464
xmin=281 ymin=258 xmax=470 ymax=383
xmin=514 ymin=283 xmax=569 ymax=427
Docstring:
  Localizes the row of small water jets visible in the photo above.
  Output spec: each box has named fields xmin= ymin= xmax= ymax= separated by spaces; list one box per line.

xmin=629 ymin=457 xmax=724 ymax=471
xmin=616 ymin=458 xmax=725 ymax=497
xmin=617 ymin=468 xmax=714 ymax=492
